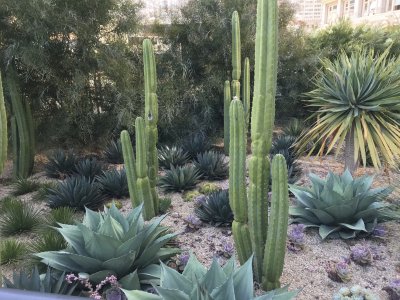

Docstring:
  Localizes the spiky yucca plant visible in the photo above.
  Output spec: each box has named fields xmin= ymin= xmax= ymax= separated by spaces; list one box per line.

xmin=182 ymin=132 xmax=211 ymax=159
xmin=44 ymin=149 xmax=77 ymax=179
xmin=159 ymin=165 xmax=201 ymax=192
xmin=283 ymin=118 xmax=306 ymax=138
xmin=290 ymin=170 xmax=392 ymax=239
xmin=123 ymin=255 xmax=298 ymax=300
xmin=298 ymin=49 xmax=400 ymax=173
xmin=35 ymin=204 xmax=180 ymax=289
xmin=194 ymin=151 xmax=229 ymax=180
xmin=195 ymin=190 xmax=233 ymax=226
xmin=96 ymin=168 xmax=129 ymax=198
xmin=74 ymin=158 xmax=104 ymax=180
xmin=158 ymin=146 xmax=190 ymax=169
xmin=104 ymin=139 xmax=124 ymax=164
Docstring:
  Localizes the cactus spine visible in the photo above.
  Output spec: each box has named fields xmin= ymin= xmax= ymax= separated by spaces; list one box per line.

xmin=0 ymin=72 xmax=7 ymax=174
xmin=135 ymin=117 xmax=155 ymax=220
xmin=229 ymin=0 xmax=288 ymax=291
xmin=143 ymin=39 xmax=159 ymax=214
xmin=243 ymin=57 xmax=251 ymax=130
xmin=223 ymin=81 xmax=231 ymax=155
xmin=121 ymin=130 xmax=139 ymax=207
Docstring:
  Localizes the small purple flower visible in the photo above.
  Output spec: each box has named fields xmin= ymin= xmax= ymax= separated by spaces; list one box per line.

xmin=372 ymin=225 xmax=386 ymax=237
xmin=184 ymin=214 xmax=202 ymax=232
xmin=383 ymin=279 xmax=400 ymax=298
xmin=194 ymin=195 xmax=207 ymax=206
xmin=177 ymin=252 xmax=190 ymax=269
xmin=222 ymin=241 xmax=234 ymax=258
xmin=287 ymin=224 xmax=305 ymax=252
xmin=350 ymin=245 xmax=373 ymax=265
xmin=326 ymin=260 xmax=351 ymax=283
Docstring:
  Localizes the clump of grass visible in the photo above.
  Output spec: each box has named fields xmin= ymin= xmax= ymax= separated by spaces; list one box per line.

xmin=46 ymin=207 xmax=76 ymax=227
xmin=0 ymin=199 xmax=42 ymax=236
xmin=32 ymin=182 xmax=57 ymax=202
xmin=0 ymin=239 xmax=28 ymax=265
xmin=12 ymin=178 xmax=40 ymax=196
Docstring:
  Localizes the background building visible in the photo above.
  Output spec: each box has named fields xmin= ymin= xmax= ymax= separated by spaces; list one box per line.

xmin=141 ymin=0 xmax=188 ymax=24
xmin=290 ymin=0 xmax=323 ymax=27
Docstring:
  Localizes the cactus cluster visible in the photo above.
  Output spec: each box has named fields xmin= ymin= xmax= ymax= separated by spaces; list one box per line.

xmin=121 ymin=39 xmax=159 ymax=220
xmin=0 ymin=72 xmax=7 ymax=174
xmin=229 ymin=0 xmax=289 ymax=291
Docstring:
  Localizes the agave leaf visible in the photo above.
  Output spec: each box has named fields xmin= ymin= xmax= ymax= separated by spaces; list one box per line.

xmin=289 ymin=188 xmax=320 ymax=209
xmin=36 ymin=251 xmax=92 ymax=272
xmin=307 ymin=208 xmax=336 ymax=225
xmin=222 ymin=258 xmax=235 ymax=275
xmin=232 ymin=255 xmax=254 ymax=300
xmin=183 ymin=254 xmax=207 ymax=283
xmin=324 ymin=204 xmax=356 ymax=220
xmin=200 ymin=258 xmax=227 ymax=292
xmin=341 ymin=169 xmax=353 ymax=185
xmin=57 ymin=224 xmax=88 ymax=256
xmin=119 ymin=270 xmax=141 ymax=290
xmin=154 ymin=248 xmax=181 ymax=262
xmin=107 ymin=204 xmax=130 ymax=232
xmin=116 ymin=231 xmax=147 ymax=257
xmin=338 ymin=230 xmax=357 ymax=239
xmin=319 ymin=225 xmax=341 ymax=239
xmin=89 ymin=270 xmax=117 ymax=283
xmin=83 ymin=207 xmax=101 ymax=230
xmin=156 ymin=286 xmax=190 ymax=300
xmin=97 ymin=214 xmax=125 ymax=240
xmin=289 ymin=207 xmax=321 ymax=224
xmin=135 ymin=233 xmax=178 ymax=267
xmin=339 ymin=218 xmax=367 ymax=232
xmin=122 ymin=289 xmax=161 ymax=300
xmin=255 ymin=285 xmax=298 ymax=300
xmin=138 ymin=264 xmax=161 ymax=285
xmin=353 ymin=207 xmax=379 ymax=222
xmin=102 ymin=251 xmax=137 ymax=276
xmin=160 ymin=263 xmax=192 ymax=294
xmin=211 ymin=275 xmax=236 ymax=300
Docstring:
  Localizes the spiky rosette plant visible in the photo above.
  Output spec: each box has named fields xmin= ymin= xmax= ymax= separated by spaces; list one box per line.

xmin=195 ymin=190 xmax=233 ymax=226
xmin=159 ymin=165 xmax=201 ymax=192
xmin=290 ymin=170 xmax=392 ymax=239
xmin=122 ymin=255 xmax=298 ymax=300
xmin=194 ymin=151 xmax=229 ymax=180
xmin=298 ymin=48 xmax=400 ymax=173
xmin=35 ymin=204 xmax=180 ymax=289
xmin=158 ymin=146 xmax=190 ymax=169
xmin=44 ymin=149 xmax=77 ymax=179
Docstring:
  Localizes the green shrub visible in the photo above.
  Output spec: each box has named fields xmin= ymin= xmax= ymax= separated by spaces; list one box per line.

xmin=199 ymin=182 xmax=220 ymax=195
xmin=290 ymin=170 xmax=392 ymax=239
xmin=46 ymin=175 xmax=106 ymax=210
xmin=194 ymin=151 xmax=228 ymax=180
xmin=74 ymin=158 xmax=104 ymax=180
xmin=96 ymin=168 xmax=129 ymax=198
xmin=158 ymin=145 xmax=190 ymax=169
xmin=159 ymin=197 xmax=172 ymax=214
xmin=32 ymin=182 xmax=58 ymax=202
xmin=195 ymin=190 xmax=233 ymax=226
xmin=0 ymin=199 xmax=42 ymax=236
xmin=183 ymin=190 xmax=201 ymax=202
xmin=282 ymin=118 xmax=306 ymax=138
xmin=0 ymin=239 xmax=28 ymax=264
xmin=182 ymin=132 xmax=212 ymax=159
xmin=12 ymin=178 xmax=40 ymax=196
xmin=44 ymin=149 xmax=77 ymax=179
xmin=35 ymin=204 xmax=180 ymax=289
xmin=46 ymin=207 xmax=76 ymax=226
xmin=159 ymin=165 xmax=201 ymax=192
xmin=103 ymin=139 xmax=124 ymax=164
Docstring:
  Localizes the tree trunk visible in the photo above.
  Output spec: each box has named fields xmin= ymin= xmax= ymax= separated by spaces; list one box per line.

xmin=344 ymin=125 xmax=357 ymax=174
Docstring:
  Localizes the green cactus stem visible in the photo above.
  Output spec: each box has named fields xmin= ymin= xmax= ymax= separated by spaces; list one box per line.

xmin=262 ymin=154 xmax=289 ymax=291
xmin=231 ymin=11 xmax=241 ymax=98
xmin=224 ymin=81 xmax=232 ymax=155
xmin=143 ymin=38 xmax=159 ymax=214
xmin=121 ymin=130 xmax=140 ymax=208
xmin=0 ymin=72 xmax=7 ymax=174
xmin=243 ymin=57 xmax=251 ymax=131
xmin=135 ymin=117 xmax=155 ymax=220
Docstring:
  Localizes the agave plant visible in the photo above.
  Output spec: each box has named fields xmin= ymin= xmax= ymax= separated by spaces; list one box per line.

xmin=298 ymin=49 xmax=400 ymax=172
xmin=194 ymin=151 xmax=229 ymax=180
xmin=46 ymin=176 xmax=106 ymax=210
xmin=282 ymin=118 xmax=306 ymax=138
xmin=35 ymin=204 xmax=180 ymax=289
xmin=44 ymin=149 xmax=77 ymax=179
xmin=182 ymin=131 xmax=211 ymax=159
xmin=104 ymin=139 xmax=124 ymax=164
xmin=159 ymin=165 xmax=201 ymax=192
xmin=289 ymin=170 xmax=392 ymax=239
xmin=74 ymin=158 xmax=104 ymax=180
xmin=158 ymin=146 xmax=190 ymax=169
xmin=96 ymin=168 xmax=129 ymax=198
xmin=122 ymin=255 xmax=298 ymax=300
xmin=2 ymin=267 xmax=78 ymax=295
xmin=195 ymin=190 xmax=233 ymax=226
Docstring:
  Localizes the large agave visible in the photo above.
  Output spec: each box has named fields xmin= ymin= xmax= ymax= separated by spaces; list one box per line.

xmin=195 ymin=190 xmax=233 ymax=226
xmin=159 ymin=165 xmax=201 ymax=192
xmin=158 ymin=146 xmax=190 ymax=169
xmin=289 ymin=170 xmax=391 ymax=239
xmin=123 ymin=255 xmax=298 ymax=300
xmin=44 ymin=149 xmax=77 ymax=179
xmin=35 ymin=204 xmax=180 ymax=289
xmin=2 ymin=266 xmax=78 ymax=295
xmin=194 ymin=151 xmax=229 ymax=180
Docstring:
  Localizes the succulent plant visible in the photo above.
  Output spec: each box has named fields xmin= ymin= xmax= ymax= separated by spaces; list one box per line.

xmin=333 ymin=285 xmax=379 ymax=300
xmin=183 ymin=214 xmax=202 ymax=232
xmin=35 ymin=204 xmax=180 ymax=289
xmin=350 ymin=245 xmax=373 ymax=265
xmin=326 ymin=260 xmax=351 ymax=283
xmin=96 ymin=168 xmax=129 ymax=199
xmin=198 ymin=182 xmax=220 ymax=195
xmin=106 ymin=200 xmax=123 ymax=210
xmin=2 ymin=267 xmax=78 ymax=295
xmin=182 ymin=131 xmax=211 ymax=159
xmin=74 ymin=158 xmax=104 ymax=180
xmin=159 ymin=165 xmax=201 ymax=192
xmin=104 ymin=139 xmax=124 ymax=164
xmin=372 ymin=224 xmax=386 ymax=237
xmin=220 ymin=240 xmax=235 ymax=258
xmin=383 ymin=279 xmax=400 ymax=300
xmin=183 ymin=190 xmax=201 ymax=202
xmin=122 ymin=255 xmax=298 ymax=300
xmin=195 ymin=190 xmax=233 ymax=227
xmin=176 ymin=252 xmax=190 ymax=271
xmin=158 ymin=146 xmax=190 ymax=169
xmin=46 ymin=175 xmax=106 ymax=210
xmin=287 ymin=224 xmax=305 ymax=252
xmin=159 ymin=198 xmax=172 ymax=214
xmin=194 ymin=151 xmax=229 ymax=180
xmin=44 ymin=149 xmax=77 ymax=179
xmin=282 ymin=118 xmax=306 ymax=138
xmin=290 ymin=170 xmax=392 ymax=239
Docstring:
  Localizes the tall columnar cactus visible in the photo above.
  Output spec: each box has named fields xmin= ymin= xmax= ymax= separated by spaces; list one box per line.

xmin=229 ymin=0 xmax=287 ymax=292
xmin=231 ymin=11 xmax=241 ymax=99
xmin=135 ymin=117 xmax=155 ymax=220
xmin=143 ymin=39 xmax=159 ymax=214
xmin=121 ymin=130 xmax=139 ymax=207
xmin=243 ymin=57 xmax=251 ymax=130
xmin=7 ymin=69 xmax=35 ymax=179
xmin=223 ymin=81 xmax=231 ymax=155
xmin=0 ymin=72 xmax=7 ymax=174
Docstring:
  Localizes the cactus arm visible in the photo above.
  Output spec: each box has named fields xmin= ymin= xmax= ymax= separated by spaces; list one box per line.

xmin=143 ymin=39 xmax=159 ymax=215
xmin=135 ymin=117 xmax=155 ymax=220
xmin=232 ymin=11 xmax=241 ymax=98
xmin=121 ymin=130 xmax=140 ymax=208
xmin=262 ymin=154 xmax=289 ymax=291
xmin=0 ymin=72 xmax=7 ymax=173
xmin=224 ymin=81 xmax=232 ymax=155
xmin=243 ymin=57 xmax=251 ymax=131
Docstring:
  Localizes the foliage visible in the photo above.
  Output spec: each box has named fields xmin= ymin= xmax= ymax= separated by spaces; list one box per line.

xmin=158 ymin=146 xmax=190 ymax=169
xmin=96 ymin=168 xmax=129 ymax=199
xmin=0 ymin=239 xmax=28 ymax=264
xmin=287 ymin=224 xmax=305 ymax=252
xmin=46 ymin=175 xmax=106 ymax=210
xmin=182 ymin=131 xmax=212 ymax=159
xmin=122 ymin=255 xmax=298 ymax=300
xmin=74 ymin=158 xmax=104 ymax=180
xmin=195 ymin=190 xmax=233 ymax=226
xmin=104 ymin=139 xmax=124 ymax=164
xmin=106 ymin=200 xmax=123 ymax=210
xmin=298 ymin=49 xmax=400 ymax=171
xmin=326 ymin=260 xmax=351 ymax=283
xmin=30 ymin=231 xmax=67 ymax=254
xmin=333 ymin=285 xmax=379 ymax=300
xmin=198 ymin=182 xmax=220 ymax=195
xmin=183 ymin=190 xmax=201 ymax=202
xmin=289 ymin=170 xmax=392 ymax=239
xmin=0 ymin=198 xmax=42 ymax=236
xmin=194 ymin=151 xmax=229 ymax=180
xmin=12 ymin=178 xmax=40 ymax=196
xmin=2 ymin=267 xmax=78 ymax=295
xmin=183 ymin=214 xmax=202 ymax=232
xmin=35 ymin=204 xmax=180 ymax=289
xmin=159 ymin=165 xmax=201 ymax=192
xmin=159 ymin=198 xmax=172 ymax=214
xmin=350 ymin=245 xmax=373 ymax=265
xmin=282 ymin=118 xmax=306 ymax=138
xmin=46 ymin=207 xmax=76 ymax=227
xmin=32 ymin=182 xmax=58 ymax=202
xmin=44 ymin=149 xmax=77 ymax=179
